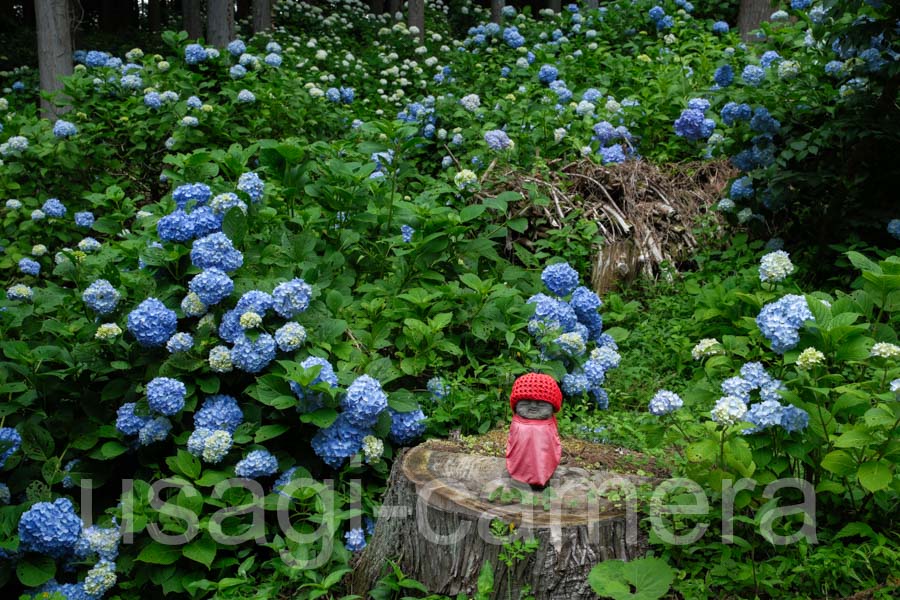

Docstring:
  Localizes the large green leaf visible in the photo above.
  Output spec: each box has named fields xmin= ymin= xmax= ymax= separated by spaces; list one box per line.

xmin=136 ymin=541 xmax=182 ymax=565
xmin=588 ymin=557 xmax=675 ymax=600
xmin=857 ymin=460 xmax=893 ymax=492
xmin=183 ymin=534 xmax=217 ymax=569
xmin=821 ymin=450 xmax=856 ymax=476
xmin=17 ymin=554 xmax=56 ymax=587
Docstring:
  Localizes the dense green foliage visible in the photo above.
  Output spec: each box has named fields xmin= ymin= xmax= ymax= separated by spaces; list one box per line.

xmin=0 ymin=0 xmax=897 ymax=599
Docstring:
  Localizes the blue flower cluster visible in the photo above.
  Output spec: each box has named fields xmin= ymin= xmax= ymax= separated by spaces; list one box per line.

xmin=290 ymin=356 xmax=339 ymax=411
xmin=272 ymin=278 xmax=312 ymax=318
xmin=344 ymin=528 xmax=367 ymax=552
xmin=648 ymin=6 xmax=674 ymax=30
xmin=146 ymin=377 xmax=186 ymax=415
xmin=18 ymin=497 xmax=82 ymax=557
xmin=189 ymin=268 xmax=234 ymax=305
xmin=127 ymin=298 xmax=178 ymax=347
xmin=235 ymin=449 xmax=278 ymax=478
xmin=341 ymin=375 xmax=388 ymax=428
xmin=538 ymin=64 xmax=558 ymax=84
xmin=674 ymin=99 xmax=716 ymax=141
xmin=389 ymin=408 xmax=427 ymax=444
xmin=0 ymin=427 xmax=22 ymax=468
xmin=756 ymin=294 xmax=814 ymax=353
xmin=53 ymin=120 xmax=77 ymax=138
xmin=185 ymin=44 xmax=209 ymax=65
xmin=649 ymin=390 xmax=683 ymax=415
xmin=527 ymin=262 xmax=617 ymax=408
xmin=237 ymin=172 xmax=265 ymax=202
xmin=191 ymin=232 xmax=244 ymax=271
xmin=83 ymin=279 xmax=121 ymax=315
xmin=173 ymin=183 xmax=212 ymax=210
xmin=484 ymin=129 xmax=512 ymax=151
xmin=713 ymin=64 xmax=734 ymax=88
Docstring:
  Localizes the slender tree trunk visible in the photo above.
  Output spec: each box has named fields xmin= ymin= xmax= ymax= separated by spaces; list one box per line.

xmin=148 ymin=0 xmax=160 ymax=31
xmin=252 ymin=0 xmax=271 ymax=32
xmin=388 ymin=0 xmax=400 ymax=18
xmin=407 ymin=0 xmax=424 ymax=41
xmin=490 ymin=0 xmax=503 ymax=23
xmin=369 ymin=0 xmax=384 ymax=14
xmin=546 ymin=0 xmax=561 ymax=13
xmin=35 ymin=0 xmax=73 ymax=119
xmin=182 ymin=0 xmax=201 ymax=39
xmin=207 ymin=0 xmax=234 ymax=47
xmin=737 ymin=0 xmax=771 ymax=41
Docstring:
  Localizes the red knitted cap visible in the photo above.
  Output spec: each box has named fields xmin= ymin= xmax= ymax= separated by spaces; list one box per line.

xmin=509 ymin=373 xmax=562 ymax=413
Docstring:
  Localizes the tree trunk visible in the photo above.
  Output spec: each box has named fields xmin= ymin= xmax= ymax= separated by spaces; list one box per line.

xmin=182 ymin=0 xmax=201 ymax=39
xmin=148 ymin=0 xmax=161 ymax=31
xmin=35 ymin=0 xmax=73 ymax=120
xmin=206 ymin=0 xmax=234 ymax=48
xmin=546 ymin=0 xmax=561 ymax=14
xmin=388 ymin=0 xmax=401 ymax=18
xmin=737 ymin=0 xmax=771 ymax=41
xmin=407 ymin=0 xmax=424 ymax=42
xmin=252 ymin=0 xmax=271 ymax=33
xmin=369 ymin=0 xmax=384 ymax=14
xmin=490 ymin=0 xmax=503 ymax=24
xmin=351 ymin=444 xmax=649 ymax=599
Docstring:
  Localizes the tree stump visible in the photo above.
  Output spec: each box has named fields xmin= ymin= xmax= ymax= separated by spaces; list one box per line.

xmin=351 ymin=442 xmax=655 ymax=599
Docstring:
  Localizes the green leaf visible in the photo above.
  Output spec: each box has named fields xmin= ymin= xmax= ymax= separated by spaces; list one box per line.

xmin=833 ymin=429 xmax=875 ymax=449
xmin=137 ymin=541 xmax=181 ymax=565
xmin=300 ymin=408 xmax=339 ymax=428
xmin=387 ymin=389 xmax=418 ymax=412
xmin=183 ymin=534 xmax=217 ymax=569
xmin=835 ymin=521 xmax=876 ymax=540
xmin=475 ymin=560 xmax=494 ymax=596
xmin=588 ymin=557 xmax=675 ymax=600
xmin=17 ymin=554 xmax=56 ymax=587
xmin=686 ymin=439 xmax=718 ymax=463
xmin=821 ymin=450 xmax=856 ymax=476
xmin=459 ymin=204 xmax=486 ymax=222
xmin=222 ymin=207 xmax=247 ymax=246
xmin=176 ymin=449 xmax=201 ymax=480
xmin=507 ymin=217 xmax=528 ymax=233
xmin=255 ymin=424 xmax=289 ymax=443
xmin=857 ymin=460 xmax=893 ymax=492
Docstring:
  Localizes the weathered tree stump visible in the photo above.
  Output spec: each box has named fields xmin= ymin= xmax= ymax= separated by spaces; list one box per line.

xmin=351 ymin=442 xmax=654 ymax=599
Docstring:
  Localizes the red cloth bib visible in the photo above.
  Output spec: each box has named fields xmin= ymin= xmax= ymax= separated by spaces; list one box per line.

xmin=506 ymin=414 xmax=561 ymax=486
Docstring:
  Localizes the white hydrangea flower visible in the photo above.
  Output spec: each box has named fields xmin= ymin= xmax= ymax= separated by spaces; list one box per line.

xmin=796 ymin=348 xmax=826 ymax=370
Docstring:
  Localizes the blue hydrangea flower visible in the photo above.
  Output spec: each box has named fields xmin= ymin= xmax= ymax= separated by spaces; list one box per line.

xmin=790 ymin=0 xmax=811 ymax=9
xmin=484 ymin=129 xmax=513 ymax=151
xmin=541 ymin=262 xmax=579 ymax=296
xmin=562 ymin=372 xmax=589 ymax=396
xmin=342 ymin=375 xmax=388 ymax=428
xmin=0 ymin=427 xmax=22 ymax=468
xmin=18 ymin=257 xmax=40 ymax=276
xmin=289 ymin=356 xmax=339 ymax=410
xmin=42 ymin=198 xmax=67 ymax=217
xmin=265 ymin=53 xmax=282 ymax=67
xmin=195 ymin=395 xmax=243 ymax=433
xmin=712 ymin=21 xmax=729 ymax=34
xmin=592 ymin=388 xmax=610 ymax=409
xmin=756 ymin=294 xmax=814 ymax=353
xmin=73 ymin=524 xmax=119 ymax=561
xmin=53 ymin=120 xmax=77 ymax=138
xmin=146 ymin=377 xmax=186 ymax=415
xmin=184 ymin=44 xmax=208 ymax=65
xmin=780 ymin=405 xmax=809 ymax=432
xmin=83 ymin=279 xmax=121 ymax=315
xmin=181 ymin=292 xmax=207 ymax=317
xmin=344 ymin=528 xmax=366 ymax=552
xmin=173 ymin=183 xmax=212 ymax=210
xmin=191 ymin=232 xmax=243 ymax=271
xmin=85 ymin=50 xmax=110 ymax=67
xmin=599 ymin=144 xmax=627 ymax=164
xmin=730 ymin=176 xmax=754 ymax=199
xmin=127 ymin=298 xmax=177 ymax=347
xmin=186 ymin=95 xmax=202 ymax=109
xmin=888 ymin=219 xmax=900 ymax=240
xmin=275 ymin=322 xmax=307 ymax=352
xmin=649 ymin=390 xmax=684 ymax=415
xmin=272 ymin=279 xmax=312 ymax=318
xmin=139 ymin=417 xmax=172 ymax=445
xmin=0 ymin=483 xmax=9 ymax=504
xmin=116 ymin=403 xmax=149 ymax=436
xmin=538 ymin=64 xmax=558 ymax=84
xmin=227 ymin=39 xmax=246 ymax=56
xmin=742 ymin=399 xmax=784 ymax=434
xmin=739 ymin=362 xmax=775 ymax=389
xmin=389 ymin=407 xmax=426 ymax=444
xmin=235 ymin=449 xmax=278 ymax=478
xmin=713 ymin=64 xmax=734 ymax=87
xmin=273 ymin=466 xmax=299 ymax=497
xmin=166 ymin=332 xmax=194 ymax=353
xmin=750 ymin=107 xmax=780 ymax=135
xmin=721 ymin=102 xmax=752 ymax=126
xmin=401 ymin=225 xmax=414 ymax=243
xmin=741 ymin=65 xmax=766 ymax=86
xmin=237 ymin=89 xmax=256 ymax=103
xmin=527 ymin=293 xmax=578 ymax=335
xmin=674 ymin=108 xmax=715 ymax=141
xmin=74 ymin=211 xmax=94 ymax=228
xmin=721 ymin=377 xmax=754 ymax=403
xmin=189 ymin=268 xmax=234 ymax=306
xmin=427 ymin=377 xmax=449 ymax=400
xmin=237 ymin=172 xmax=264 ymax=202
xmin=18 ymin=497 xmax=82 ymax=557
xmin=156 ymin=209 xmax=195 ymax=242
xmin=311 ymin=413 xmax=367 ymax=468
xmin=231 ymin=333 xmax=277 ymax=373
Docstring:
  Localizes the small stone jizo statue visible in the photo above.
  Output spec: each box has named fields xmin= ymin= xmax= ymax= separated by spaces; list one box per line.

xmin=505 ymin=373 xmax=562 ymax=487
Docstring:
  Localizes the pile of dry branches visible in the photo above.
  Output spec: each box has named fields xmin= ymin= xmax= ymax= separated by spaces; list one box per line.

xmin=483 ymin=158 xmax=737 ymax=291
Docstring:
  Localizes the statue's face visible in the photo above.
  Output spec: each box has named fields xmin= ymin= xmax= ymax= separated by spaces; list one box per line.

xmin=515 ymin=399 xmax=554 ymax=420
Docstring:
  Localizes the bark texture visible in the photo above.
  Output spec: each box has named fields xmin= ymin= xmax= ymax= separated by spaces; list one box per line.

xmin=388 ymin=0 xmax=401 ymax=18
xmin=35 ymin=0 xmax=73 ymax=119
xmin=737 ymin=0 xmax=771 ymax=41
xmin=351 ymin=445 xmax=649 ymax=600
xmin=490 ymin=0 xmax=504 ymax=24
xmin=252 ymin=0 xmax=272 ymax=33
xmin=407 ymin=0 xmax=424 ymax=42
xmin=207 ymin=0 xmax=235 ymax=48
xmin=182 ymin=0 xmax=202 ymax=39
xmin=370 ymin=0 xmax=385 ymax=14
xmin=546 ymin=0 xmax=561 ymax=14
